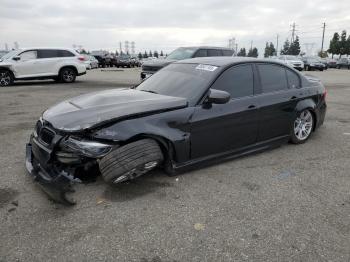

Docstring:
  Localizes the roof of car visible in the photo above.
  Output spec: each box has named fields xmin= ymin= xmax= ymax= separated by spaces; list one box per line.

xmin=179 ymin=46 xmax=234 ymax=50
xmin=176 ymin=57 xmax=285 ymax=67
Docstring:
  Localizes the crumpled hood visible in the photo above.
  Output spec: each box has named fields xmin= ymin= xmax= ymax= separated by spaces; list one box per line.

xmin=43 ymin=89 xmax=188 ymax=131
xmin=142 ymin=58 xmax=176 ymax=68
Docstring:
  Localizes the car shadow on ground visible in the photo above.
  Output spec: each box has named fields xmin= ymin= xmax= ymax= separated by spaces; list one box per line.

xmin=100 ymin=170 xmax=175 ymax=202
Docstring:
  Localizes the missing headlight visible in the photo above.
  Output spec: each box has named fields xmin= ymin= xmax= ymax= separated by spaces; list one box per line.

xmin=61 ymin=137 xmax=112 ymax=158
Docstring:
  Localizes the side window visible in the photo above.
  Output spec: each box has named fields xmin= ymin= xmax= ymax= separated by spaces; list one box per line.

xmin=193 ymin=49 xmax=207 ymax=57
xmin=222 ymin=50 xmax=234 ymax=56
xmin=37 ymin=49 xmax=59 ymax=58
xmin=257 ymin=64 xmax=288 ymax=93
xmin=19 ymin=50 xmax=37 ymax=60
xmin=207 ymin=49 xmax=222 ymax=56
xmin=59 ymin=50 xmax=75 ymax=57
xmin=211 ymin=64 xmax=254 ymax=99
xmin=286 ymin=69 xmax=301 ymax=89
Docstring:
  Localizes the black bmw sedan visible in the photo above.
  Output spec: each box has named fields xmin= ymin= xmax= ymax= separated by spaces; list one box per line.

xmin=26 ymin=57 xmax=327 ymax=204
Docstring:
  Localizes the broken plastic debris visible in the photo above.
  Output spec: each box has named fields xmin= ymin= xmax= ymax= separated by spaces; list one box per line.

xmin=194 ymin=223 xmax=205 ymax=230
xmin=96 ymin=197 xmax=107 ymax=204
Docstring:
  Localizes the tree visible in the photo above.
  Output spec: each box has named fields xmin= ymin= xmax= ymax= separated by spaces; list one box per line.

xmin=115 ymin=50 xmax=119 ymax=56
xmin=80 ymin=49 xmax=88 ymax=54
xmin=154 ymin=51 xmax=159 ymax=58
xmin=149 ymin=50 xmax=153 ymax=57
xmin=280 ymin=39 xmax=290 ymax=55
xmin=269 ymin=42 xmax=276 ymax=56
xmin=264 ymin=42 xmax=276 ymax=57
xmin=289 ymin=36 xmax=301 ymax=55
xmin=264 ymin=42 xmax=270 ymax=58
xmin=160 ymin=50 xmax=164 ymax=57
xmin=143 ymin=51 xmax=148 ymax=58
xmin=346 ymin=35 xmax=350 ymax=56
xmin=339 ymin=30 xmax=347 ymax=58
xmin=328 ymin=32 xmax=340 ymax=58
xmin=138 ymin=52 xmax=142 ymax=59
xmin=318 ymin=51 xmax=328 ymax=58
xmin=237 ymin=48 xmax=246 ymax=57
xmin=248 ymin=47 xmax=258 ymax=57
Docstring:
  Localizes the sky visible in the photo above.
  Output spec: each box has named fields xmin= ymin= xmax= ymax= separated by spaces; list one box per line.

xmin=1 ymin=0 xmax=350 ymax=56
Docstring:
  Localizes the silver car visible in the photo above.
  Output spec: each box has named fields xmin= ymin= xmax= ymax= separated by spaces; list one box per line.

xmin=278 ymin=55 xmax=304 ymax=71
xmin=83 ymin=55 xmax=99 ymax=70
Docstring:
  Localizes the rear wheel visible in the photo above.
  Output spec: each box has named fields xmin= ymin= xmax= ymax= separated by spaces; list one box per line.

xmin=100 ymin=139 xmax=164 ymax=184
xmin=59 ymin=67 xmax=76 ymax=83
xmin=290 ymin=109 xmax=314 ymax=144
xmin=0 ymin=69 xmax=14 ymax=87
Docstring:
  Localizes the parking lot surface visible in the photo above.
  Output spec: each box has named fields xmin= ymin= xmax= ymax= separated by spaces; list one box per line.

xmin=0 ymin=68 xmax=349 ymax=262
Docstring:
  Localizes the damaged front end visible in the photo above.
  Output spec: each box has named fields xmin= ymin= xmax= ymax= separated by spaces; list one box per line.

xmin=25 ymin=119 xmax=114 ymax=205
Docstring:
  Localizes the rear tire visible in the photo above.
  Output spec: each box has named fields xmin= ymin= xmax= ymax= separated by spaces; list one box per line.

xmin=0 ymin=69 xmax=14 ymax=87
xmin=59 ymin=67 xmax=76 ymax=83
xmin=100 ymin=139 xmax=164 ymax=184
xmin=290 ymin=109 xmax=314 ymax=144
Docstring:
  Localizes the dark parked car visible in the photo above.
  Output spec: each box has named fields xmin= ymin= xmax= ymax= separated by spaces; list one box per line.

xmin=326 ymin=58 xmax=337 ymax=68
xmin=336 ymin=57 xmax=350 ymax=69
xmin=26 ymin=57 xmax=326 ymax=204
xmin=93 ymin=55 xmax=113 ymax=68
xmin=115 ymin=54 xmax=133 ymax=68
xmin=141 ymin=46 xmax=234 ymax=79
xmin=301 ymin=57 xmax=325 ymax=71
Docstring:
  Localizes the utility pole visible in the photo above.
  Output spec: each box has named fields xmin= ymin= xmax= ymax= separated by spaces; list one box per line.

xmin=250 ymin=40 xmax=253 ymax=50
xmin=235 ymin=43 xmax=238 ymax=56
xmin=276 ymin=34 xmax=279 ymax=56
xmin=291 ymin=22 xmax=297 ymax=42
xmin=321 ymin=22 xmax=326 ymax=53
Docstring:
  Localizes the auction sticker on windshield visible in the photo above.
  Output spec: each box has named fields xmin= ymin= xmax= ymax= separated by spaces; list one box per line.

xmin=195 ymin=64 xmax=218 ymax=72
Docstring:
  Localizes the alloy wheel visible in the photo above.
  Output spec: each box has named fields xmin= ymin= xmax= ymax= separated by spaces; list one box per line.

xmin=0 ymin=71 xmax=11 ymax=86
xmin=113 ymin=161 xmax=158 ymax=184
xmin=62 ymin=69 xmax=74 ymax=82
xmin=294 ymin=110 xmax=313 ymax=141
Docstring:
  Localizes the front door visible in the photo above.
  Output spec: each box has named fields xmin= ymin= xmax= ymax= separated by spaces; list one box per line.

xmin=190 ymin=64 xmax=259 ymax=159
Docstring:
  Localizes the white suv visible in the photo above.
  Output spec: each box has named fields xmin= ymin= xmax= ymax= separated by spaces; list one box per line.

xmin=0 ymin=48 xmax=87 ymax=86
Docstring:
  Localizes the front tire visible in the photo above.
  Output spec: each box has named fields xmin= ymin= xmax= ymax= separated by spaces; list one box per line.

xmin=0 ymin=69 xmax=14 ymax=87
xmin=290 ymin=109 xmax=314 ymax=144
xmin=100 ymin=139 xmax=164 ymax=184
xmin=59 ymin=67 xmax=76 ymax=83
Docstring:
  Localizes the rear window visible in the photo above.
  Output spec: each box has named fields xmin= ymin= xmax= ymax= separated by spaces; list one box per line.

xmin=38 ymin=49 xmax=59 ymax=58
xmin=59 ymin=50 xmax=75 ymax=57
xmin=257 ymin=64 xmax=288 ymax=93
xmin=194 ymin=49 xmax=207 ymax=57
xmin=222 ymin=50 xmax=234 ymax=56
xmin=207 ymin=49 xmax=222 ymax=56
xmin=286 ymin=69 xmax=301 ymax=89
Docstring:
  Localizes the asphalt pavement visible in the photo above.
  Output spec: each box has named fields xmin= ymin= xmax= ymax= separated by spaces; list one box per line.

xmin=0 ymin=67 xmax=349 ymax=262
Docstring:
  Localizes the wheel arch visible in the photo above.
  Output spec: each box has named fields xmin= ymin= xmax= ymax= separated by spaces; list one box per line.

xmin=59 ymin=65 xmax=78 ymax=75
xmin=295 ymin=99 xmax=318 ymax=131
xmin=0 ymin=67 xmax=14 ymax=76
xmin=124 ymin=133 xmax=176 ymax=164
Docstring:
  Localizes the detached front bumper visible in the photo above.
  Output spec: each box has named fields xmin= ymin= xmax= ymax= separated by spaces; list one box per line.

xmin=25 ymin=140 xmax=81 ymax=205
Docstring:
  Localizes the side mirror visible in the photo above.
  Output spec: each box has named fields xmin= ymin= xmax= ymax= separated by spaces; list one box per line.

xmin=13 ymin=56 xmax=21 ymax=61
xmin=206 ymin=89 xmax=230 ymax=104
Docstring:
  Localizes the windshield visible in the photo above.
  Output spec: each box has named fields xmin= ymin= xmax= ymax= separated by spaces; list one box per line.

xmin=1 ymin=50 xmax=18 ymax=60
xmin=166 ymin=48 xmax=196 ymax=60
xmin=136 ymin=63 xmax=217 ymax=105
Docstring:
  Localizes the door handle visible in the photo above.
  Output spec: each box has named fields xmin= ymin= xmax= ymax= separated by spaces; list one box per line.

xmin=248 ymin=105 xmax=256 ymax=109
xmin=290 ymin=96 xmax=297 ymax=100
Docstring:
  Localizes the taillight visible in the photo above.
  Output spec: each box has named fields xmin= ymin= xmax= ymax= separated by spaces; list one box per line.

xmin=77 ymin=56 xmax=85 ymax=61
xmin=322 ymin=89 xmax=327 ymax=100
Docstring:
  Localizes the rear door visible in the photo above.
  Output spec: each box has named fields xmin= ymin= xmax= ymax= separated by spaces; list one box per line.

xmin=255 ymin=63 xmax=301 ymax=141
xmin=36 ymin=49 xmax=61 ymax=75
xmin=190 ymin=63 xmax=259 ymax=158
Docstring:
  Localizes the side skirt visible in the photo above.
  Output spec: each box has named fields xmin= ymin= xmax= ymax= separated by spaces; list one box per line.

xmin=172 ymin=135 xmax=290 ymax=173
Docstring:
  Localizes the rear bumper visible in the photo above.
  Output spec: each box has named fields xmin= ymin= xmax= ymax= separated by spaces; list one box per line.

xmin=25 ymin=140 xmax=81 ymax=205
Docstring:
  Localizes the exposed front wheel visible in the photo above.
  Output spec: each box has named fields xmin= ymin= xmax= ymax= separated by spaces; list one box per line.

xmin=99 ymin=139 xmax=164 ymax=184
xmin=59 ymin=68 xmax=76 ymax=83
xmin=290 ymin=109 xmax=314 ymax=144
xmin=0 ymin=70 xmax=14 ymax=87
